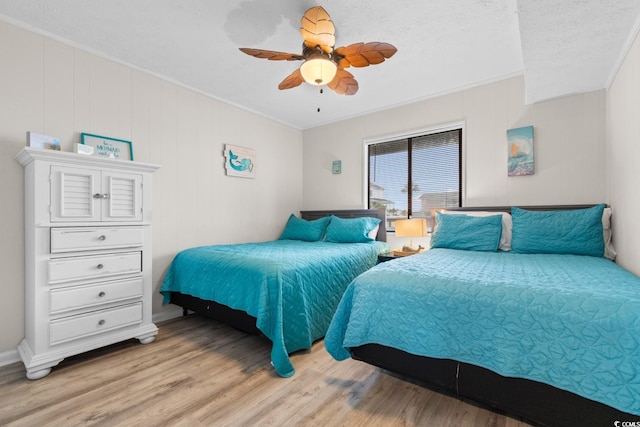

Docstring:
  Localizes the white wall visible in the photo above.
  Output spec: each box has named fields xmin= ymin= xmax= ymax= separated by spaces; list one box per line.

xmin=0 ymin=21 xmax=303 ymax=355
xmin=303 ymin=76 xmax=606 ymax=210
xmin=607 ymin=29 xmax=640 ymax=275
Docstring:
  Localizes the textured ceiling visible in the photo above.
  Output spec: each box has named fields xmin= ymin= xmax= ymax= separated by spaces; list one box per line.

xmin=519 ymin=0 xmax=640 ymax=103
xmin=1 ymin=0 xmax=639 ymax=130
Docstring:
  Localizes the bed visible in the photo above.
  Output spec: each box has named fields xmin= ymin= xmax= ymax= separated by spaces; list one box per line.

xmin=160 ymin=209 xmax=389 ymax=377
xmin=324 ymin=204 xmax=640 ymax=426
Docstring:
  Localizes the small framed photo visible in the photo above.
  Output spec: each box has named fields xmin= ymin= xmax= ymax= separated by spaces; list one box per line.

xmin=332 ymin=160 xmax=342 ymax=174
xmin=81 ymin=133 xmax=133 ymax=160
xmin=27 ymin=131 xmax=61 ymax=151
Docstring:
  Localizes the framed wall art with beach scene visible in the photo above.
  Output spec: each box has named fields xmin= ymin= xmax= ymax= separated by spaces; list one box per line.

xmin=507 ymin=125 xmax=534 ymax=176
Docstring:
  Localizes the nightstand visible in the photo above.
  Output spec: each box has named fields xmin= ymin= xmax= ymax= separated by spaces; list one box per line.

xmin=377 ymin=254 xmax=403 ymax=263
xmin=378 ymin=250 xmax=426 ymax=263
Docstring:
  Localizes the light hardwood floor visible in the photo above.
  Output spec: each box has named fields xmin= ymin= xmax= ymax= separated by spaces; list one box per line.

xmin=0 ymin=315 xmax=532 ymax=426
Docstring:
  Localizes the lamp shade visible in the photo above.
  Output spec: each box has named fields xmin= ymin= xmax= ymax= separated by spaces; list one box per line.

xmin=300 ymin=57 xmax=337 ymax=86
xmin=395 ymin=218 xmax=427 ymax=237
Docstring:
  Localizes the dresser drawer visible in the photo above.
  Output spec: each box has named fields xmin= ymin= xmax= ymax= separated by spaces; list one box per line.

xmin=49 ymin=252 xmax=142 ymax=284
xmin=50 ymin=302 xmax=142 ymax=345
xmin=51 ymin=227 xmax=144 ymax=253
xmin=50 ymin=278 xmax=144 ymax=315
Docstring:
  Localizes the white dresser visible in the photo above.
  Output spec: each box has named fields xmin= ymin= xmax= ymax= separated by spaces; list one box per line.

xmin=15 ymin=147 xmax=160 ymax=379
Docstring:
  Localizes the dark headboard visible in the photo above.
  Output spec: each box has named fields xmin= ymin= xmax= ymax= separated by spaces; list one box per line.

xmin=300 ymin=209 xmax=387 ymax=242
xmin=446 ymin=204 xmax=600 ymax=214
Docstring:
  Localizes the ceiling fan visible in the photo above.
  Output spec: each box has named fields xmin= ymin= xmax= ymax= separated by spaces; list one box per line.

xmin=239 ymin=6 xmax=397 ymax=96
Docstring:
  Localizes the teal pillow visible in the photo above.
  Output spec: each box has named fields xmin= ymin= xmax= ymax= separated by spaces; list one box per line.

xmin=511 ymin=204 xmax=605 ymax=257
xmin=278 ymin=214 xmax=330 ymax=241
xmin=430 ymin=213 xmax=502 ymax=251
xmin=325 ymin=216 xmax=381 ymax=243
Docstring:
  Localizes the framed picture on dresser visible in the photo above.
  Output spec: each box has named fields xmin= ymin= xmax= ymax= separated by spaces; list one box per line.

xmin=81 ymin=133 xmax=134 ymax=160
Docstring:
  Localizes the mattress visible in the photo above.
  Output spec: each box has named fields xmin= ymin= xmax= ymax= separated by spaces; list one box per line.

xmin=324 ymin=248 xmax=640 ymax=414
xmin=161 ymin=239 xmax=389 ymax=377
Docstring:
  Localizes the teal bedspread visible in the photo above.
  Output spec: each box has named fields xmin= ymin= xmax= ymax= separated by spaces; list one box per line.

xmin=325 ymin=248 xmax=640 ymax=415
xmin=161 ymin=239 xmax=388 ymax=377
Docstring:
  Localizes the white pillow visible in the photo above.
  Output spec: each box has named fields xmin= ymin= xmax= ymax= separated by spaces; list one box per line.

xmin=603 ymin=207 xmax=616 ymax=260
xmin=368 ymin=224 xmax=380 ymax=240
xmin=441 ymin=210 xmax=512 ymax=251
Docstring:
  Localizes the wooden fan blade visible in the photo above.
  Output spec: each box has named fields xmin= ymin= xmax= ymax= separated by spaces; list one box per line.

xmin=327 ymin=69 xmax=359 ymax=95
xmin=300 ymin=6 xmax=335 ymax=54
xmin=239 ymin=48 xmax=304 ymax=61
xmin=334 ymin=42 xmax=397 ymax=68
xmin=278 ymin=68 xmax=304 ymax=90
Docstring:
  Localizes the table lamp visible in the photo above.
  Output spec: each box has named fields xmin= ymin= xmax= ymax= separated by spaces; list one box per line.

xmin=394 ymin=218 xmax=427 ymax=252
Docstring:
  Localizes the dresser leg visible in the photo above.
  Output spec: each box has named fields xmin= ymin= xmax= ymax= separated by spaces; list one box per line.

xmin=138 ymin=336 xmax=155 ymax=344
xmin=26 ymin=367 xmax=52 ymax=380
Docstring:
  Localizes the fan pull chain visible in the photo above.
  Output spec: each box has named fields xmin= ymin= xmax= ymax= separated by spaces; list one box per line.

xmin=317 ymin=87 xmax=324 ymax=112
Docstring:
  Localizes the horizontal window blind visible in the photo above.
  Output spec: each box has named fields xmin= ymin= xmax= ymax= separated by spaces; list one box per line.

xmin=368 ymin=129 xmax=462 ymax=231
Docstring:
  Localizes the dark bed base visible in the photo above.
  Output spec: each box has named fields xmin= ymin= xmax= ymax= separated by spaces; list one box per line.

xmin=351 ymin=344 xmax=639 ymax=427
xmin=169 ymin=292 xmax=260 ymax=335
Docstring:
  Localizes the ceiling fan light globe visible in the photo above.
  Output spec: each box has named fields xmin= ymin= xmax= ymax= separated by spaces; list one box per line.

xmin=300 ymin=58 xmax=337 ymax=86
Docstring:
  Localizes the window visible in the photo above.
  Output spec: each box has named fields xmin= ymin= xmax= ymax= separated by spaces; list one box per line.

xmin=367 ymin=127 xmax=462 ymax=231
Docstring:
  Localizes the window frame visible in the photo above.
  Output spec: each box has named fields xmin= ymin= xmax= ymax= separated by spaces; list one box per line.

xmin=362 ymin=122 xmax=466 ymax=225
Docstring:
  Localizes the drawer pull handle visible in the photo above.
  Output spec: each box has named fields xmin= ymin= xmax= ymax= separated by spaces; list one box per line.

xmin=98 ymin=291 xmax=106 ymax=298
xmin=98 ymin=319 xmax=106 ymax=326
xmin=96 ymin=264 xmax=104 ymax=270
xmin=92 ymin=193 xmax=110 ymax=199
xmin=98 ymin=235 xmax=106 ymax=241
xmin=101 ymin=193 xmax=110 ymax=199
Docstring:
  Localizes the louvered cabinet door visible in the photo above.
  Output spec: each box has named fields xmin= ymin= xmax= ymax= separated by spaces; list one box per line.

xmin=50 ymin=167 xmax=143 ymax=222
xmin=102 ymin=172 xmax=142 ymax=222
xmin=50 ymin=166 xmax=101 ymax=222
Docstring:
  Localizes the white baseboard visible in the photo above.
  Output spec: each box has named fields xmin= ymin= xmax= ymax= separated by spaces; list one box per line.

xmin=152 ymin=306 xmax=184 ymax=324
xmin=0 ymin=348 xmax=20 ymax=368
xmin=1 ymin=308 xmax=184 ymax=370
